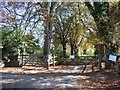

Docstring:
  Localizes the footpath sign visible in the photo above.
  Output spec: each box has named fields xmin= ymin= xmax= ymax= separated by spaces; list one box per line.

xmin=109 ymin=54 xmax=117 ymax=62
xmin=70 ymin=55 xmax=75 ymax=59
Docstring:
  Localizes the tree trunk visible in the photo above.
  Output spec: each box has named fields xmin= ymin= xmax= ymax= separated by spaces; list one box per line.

xmin=85 ymin=2 xmax=111 ymax=71
xmin=70 ymin=43 xmax=74 ymax=55
xmin=74 ymin=48 xmax=79 ymax=57
xmin=44 ymin=33 xmax=50 ymax=69
xmin=43 ymin=2 xmax=54 ymax=70
xmin=44 ymin=16 xmax=51 ymax=70
xmin=105 ymin=45 xmax=111 ymax=69
xmin=62 ymin=42 xmax=66 ymax=58
xmin=98 ymin=44 xmax=104 ymax=71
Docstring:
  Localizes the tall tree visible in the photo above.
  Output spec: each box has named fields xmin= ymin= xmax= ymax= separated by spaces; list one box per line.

xmin=36 ymin=2 xmax=59 ymax=69
xmin=85 ymin=1 xmax=112 ymax=70
xmin=53 ymin=2 xmax=72 ymax=58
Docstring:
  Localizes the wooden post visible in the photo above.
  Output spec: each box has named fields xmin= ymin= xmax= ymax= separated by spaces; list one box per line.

xmin=53 ymin=55 xmax=55 ymax=68
xmin=22 ymin=54 xmax=23 ymax=66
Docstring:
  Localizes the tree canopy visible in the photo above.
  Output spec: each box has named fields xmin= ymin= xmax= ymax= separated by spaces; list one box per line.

xmin=1 ymin=1 xmax=120 ymax=69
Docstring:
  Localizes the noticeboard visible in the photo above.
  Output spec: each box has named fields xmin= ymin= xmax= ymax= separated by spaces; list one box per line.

xmin=70 ymin=55 xmax=75 ymax=59
xmin=109 ymin=54 xmax=117 ymax=62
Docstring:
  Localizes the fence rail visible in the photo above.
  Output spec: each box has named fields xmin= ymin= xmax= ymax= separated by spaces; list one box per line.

xmin=18 ymin=55 xmax=98 ymax=73
xmin=18 ymin=55 xmax=44 ymax=66
xmin=18 ymin=54 xmax=57 ymax=66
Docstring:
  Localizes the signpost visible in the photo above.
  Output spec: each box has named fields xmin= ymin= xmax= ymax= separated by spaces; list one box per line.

xmin=109 ymin=54 xmax=117 ymax=62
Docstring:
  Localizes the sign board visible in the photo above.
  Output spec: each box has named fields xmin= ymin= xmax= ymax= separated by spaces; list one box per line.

xmin=109 ymin=54 xmax=117 ymax=62
xmin=70 ymin=55 xmax=75 ymax=59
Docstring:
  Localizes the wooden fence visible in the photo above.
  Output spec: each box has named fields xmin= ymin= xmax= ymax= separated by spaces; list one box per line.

xmin=17 ymin=55 xmax=98 ymax=73
xmin=18 ymin=55 xmax=43 ymax=66
xmin=17 ymin=54 xmax=120 ymax=73
xmin=18 ymin=54 xmax=57 ymax=66
xmin=18 ymin=55 xmax=98 ymax=66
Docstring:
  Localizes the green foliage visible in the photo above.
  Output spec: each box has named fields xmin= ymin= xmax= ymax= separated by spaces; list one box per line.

xmin=2 ymin=28 xmax=25 ymax=54
xmin=2 ymin=28 xmax=25 ymax=66
xmin=25 ymin=32 xmax=36 ymax=54
xmin=86 ymin=47 xmax=95 ymax=56
xmin=21 ymin=31 xmax=41 ymax=55
xmin=2 ymin=28 xmax=41 ymax=56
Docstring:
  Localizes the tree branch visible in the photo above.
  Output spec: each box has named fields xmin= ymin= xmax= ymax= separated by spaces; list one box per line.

xmin=84 ymin=2 xmax=94 ymax=15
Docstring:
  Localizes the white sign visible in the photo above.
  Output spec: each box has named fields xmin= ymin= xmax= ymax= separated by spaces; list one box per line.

xmin=70 ymin=55 xmax=75 ymax=59
xmin=109 ymin=54 xmax=117 ymax=62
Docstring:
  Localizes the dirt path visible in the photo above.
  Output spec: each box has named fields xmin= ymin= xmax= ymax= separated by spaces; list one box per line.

xmin=1 ymin=66 xmax=83 ymax=88
xmin=0 ymin=65 xmax=120 ymax=89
